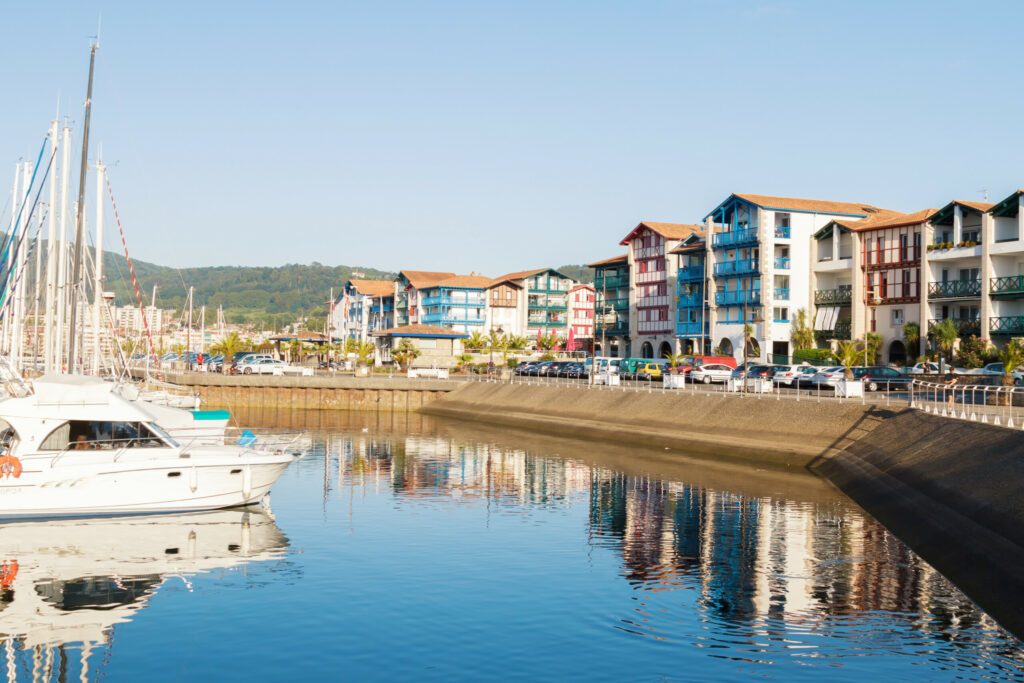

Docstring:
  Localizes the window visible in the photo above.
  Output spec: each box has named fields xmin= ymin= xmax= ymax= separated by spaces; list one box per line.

xmin=773 ymin=307 xmax=789 ymax=322
xmin=892 ymin=309 xmax=904 ymax=325
xmin=40 ymin=421 xmax=166 ymax=451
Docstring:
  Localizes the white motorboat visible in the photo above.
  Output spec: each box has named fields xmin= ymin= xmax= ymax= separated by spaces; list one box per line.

xmin=0 ymin=508 xmax=286 ymax=654
xmin=0 ymin=374 xmax=299 ymax=518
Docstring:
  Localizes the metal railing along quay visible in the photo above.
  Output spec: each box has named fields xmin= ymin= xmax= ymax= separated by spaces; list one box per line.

xmin=909 ymin=379 xmax=1024 ymax=429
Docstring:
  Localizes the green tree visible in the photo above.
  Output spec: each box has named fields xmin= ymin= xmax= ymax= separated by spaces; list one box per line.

xmin=902 ymin=321 xmax=920 ymax=358
xmin=537 ymin=332 xmax=559 ymax=351
xmin=791 ymin=308 xmax=815 ymax=351
xmin=465 ymin=331 xmax=487 ymax=351
xmin=353 ymin=340 xmax=375 ymax=366
xmin=664 ymin=351 xmax=687 ymax=370
xmin=211 ymin=331 xmax=246 ymax=359
xmin=391 ymin=339 xmax=420 ymax=370
xmin=998 ymin=340 xmax=1024 ymax=388
xmin=864 ymin=332 xmax=882 ymax=365
xmin=836 ymin=339 xmax=863 ymax=380
xmin=956 ymin=335 xmax=992 ymax=369
xmin=928 ymin=318 xmax=959 ymax=363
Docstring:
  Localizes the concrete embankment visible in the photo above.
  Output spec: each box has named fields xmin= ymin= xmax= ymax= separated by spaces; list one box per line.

xmin=157 ymin=372 xmax=455 ymax=411
xmin=421 ymin=382 xmax=882 ymax=468
xmin=423 ymin=382 xmax=1024 ymax=635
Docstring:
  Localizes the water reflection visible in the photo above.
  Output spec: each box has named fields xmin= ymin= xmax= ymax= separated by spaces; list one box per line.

xmin=302 ymin=424 xmax=1024 ymax=678
xmin=0 ymin=510 xmax=288 ymax=680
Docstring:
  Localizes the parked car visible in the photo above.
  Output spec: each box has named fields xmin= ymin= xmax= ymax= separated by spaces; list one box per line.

xmin=851 ymin=366 xmax=913 ymax=391
xmin=635 ymin=362 xmax=664 ymax=381
xmin=730 ymin=364 xmax=773 ymax=381
xmin=770 ymin=365 xmax=801 ymax=387
xmin=559 ymin=363 xmax=588 ymax=379
xmin=237 ymin=357 xmax=286 ymax=375
xmin=794 ymin=365 xmax=826 ymax=388
xmin=810 ymin=366 xmax=846 ymax=388
xmin=667 ymin=355 xmax=737 ymax=375
xmin=982 ymin=362 xmax=1024 ymax=385
xmin=691 ymin=363 xmax=734 ymax=384
xmin=906 ymin=362 xmax=940 ymax=375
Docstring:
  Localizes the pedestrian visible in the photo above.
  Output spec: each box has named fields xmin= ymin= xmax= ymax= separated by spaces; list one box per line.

xmin=945 ymin=372 xmax=958 ymax=411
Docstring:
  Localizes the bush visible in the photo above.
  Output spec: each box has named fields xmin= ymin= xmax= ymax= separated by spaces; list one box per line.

xmin=506 ymin=358 xmax=519 ymax=369
xmin=793 ymin=348 xmax=835 ymax=364
xmin=539 ymin=352 xmax=556 ymax=361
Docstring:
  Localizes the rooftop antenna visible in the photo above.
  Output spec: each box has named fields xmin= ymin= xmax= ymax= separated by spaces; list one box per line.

xmin=979 ymin=188 xmax=989 ymax=202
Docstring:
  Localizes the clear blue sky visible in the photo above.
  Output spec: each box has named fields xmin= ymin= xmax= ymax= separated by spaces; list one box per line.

xmin=2 ymin=1 xmax=1021 ymax=274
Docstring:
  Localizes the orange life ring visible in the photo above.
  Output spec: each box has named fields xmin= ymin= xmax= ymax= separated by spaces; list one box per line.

xmin=0 ymin=560 xmax=17 ymax=589
xmin=0 ymin=455 xmax=22 ymax=479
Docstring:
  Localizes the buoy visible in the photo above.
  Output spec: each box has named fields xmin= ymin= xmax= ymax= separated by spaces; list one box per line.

xmin=0 ymin=456 xmax=22 ymax=479
xmin=0 ymin=560 xmax=17 ymax=589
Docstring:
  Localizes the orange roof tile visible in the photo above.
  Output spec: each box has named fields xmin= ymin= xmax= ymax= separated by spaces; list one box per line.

xmin=348 ymin=279 xmax=394 ymax=298
xmin=399 ymin=270 xmax=456 ymax=289
xmin=588 ymin=254 xmax=628 ymax=267
xmin=733 ymin=193 xmax=889 ymax=216
xmin=432 ymin=274 xmax=493 ymax=289
xmin=846 ymin=208 xmax=936 ymax=232
xmin=620 ymin=222 xmax=703 ymax=245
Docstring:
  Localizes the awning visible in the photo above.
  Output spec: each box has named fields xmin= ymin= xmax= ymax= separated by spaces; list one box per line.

xmin=814 ymin=306 xmax=840 ymax=331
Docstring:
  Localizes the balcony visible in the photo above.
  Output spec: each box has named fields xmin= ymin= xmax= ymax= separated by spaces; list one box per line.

xmin=594 ymin=274 xmax=628 ymax=290
xmin=991 ymin=275 xmax=1024 ymax=298
xmin=775 ymin=226 xmax=791 ymax=239
xmin=929 ymin=317 xmax=981 ymax=338
xmin=990 ymin=316 xmax=1024 ymax=335
xmin=596 ymin=321 xmax=629 ymax=337
xmin=677 ymin=265 xmax=705 ymax=282
xmin=715 ymin=289 xmax=761 ymax=306
xmin=815 ymin=319 xmax=852 ymax=341
xmin=928 ymin=280 xmax=982 ymax=300
xmin=712 ymin=228 xmax=758 ymax=249
xmin=678 ymin=292 xmax=704 ymax=307
xmin=814 ymin=288 xmax=852 ymax=305
xmin=774 ymin=256 xmax=790 ymax=270
xmin=635 ymin=270 xmax=667 ymax=285
xmin=676 ymin=321 xmax=708 ymax=337
xmin=713 ymin=258 xmax=759 ymax=277
xmin=774 ymin=287 xmax=790 ymax=300
xmin=637 ymin=295 xmax=670 ymax=308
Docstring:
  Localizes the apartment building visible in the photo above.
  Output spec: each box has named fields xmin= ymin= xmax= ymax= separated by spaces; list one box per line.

xmin=705 ymin=193 xmax=889 ymax=363
xmin=416 ymin=275 xmax=491 ymax=334
xmin=982 ymin=189 xmax=1024 ymax=340
xmin=567 ymin=284 xmax=595 ymax=350
xmin=334 ymin=279 xmax=395 ymax=341
xmin=671 ymin=233 xmax=709 ymax=354
xmin=394 ymin=271 xmax=455 ymax=326
xmin=485 ymin=278 xmax=523 ymax=337
xmin=590 ymin=254 xmax=629 ymax=357
xmin=620 ymin=221 xmax=703 ymax=359
xmin=489 ymin=268 xmax=576 ymax=340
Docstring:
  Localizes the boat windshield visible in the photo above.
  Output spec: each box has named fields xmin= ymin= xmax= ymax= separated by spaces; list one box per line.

xmin=40 ymin=421 xmax=172 ymax=451
xmin=146 ymin=422 xmax=180 ymax=448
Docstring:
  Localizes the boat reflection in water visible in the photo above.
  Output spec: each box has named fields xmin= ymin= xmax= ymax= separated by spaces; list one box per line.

xmin=0 ymin=510 xmax=287 ymax=679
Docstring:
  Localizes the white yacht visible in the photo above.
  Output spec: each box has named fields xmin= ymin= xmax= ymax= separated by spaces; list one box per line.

xmin=0 ymin=374 xmax=299 ymax=518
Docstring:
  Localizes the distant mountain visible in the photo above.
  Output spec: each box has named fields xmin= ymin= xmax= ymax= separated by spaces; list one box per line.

xmin=555 ymin=264 xmax=594 ymax=284
xmin=101 ymin=252 xmax=393 ymax=326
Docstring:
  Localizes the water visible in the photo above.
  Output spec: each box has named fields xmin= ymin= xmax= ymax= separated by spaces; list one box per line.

xmin=0 ymin=410 xmax=1022 ymax=682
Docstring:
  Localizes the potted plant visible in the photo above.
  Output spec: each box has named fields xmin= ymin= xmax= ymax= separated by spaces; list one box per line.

xmin=835 ymin=339 xmax=864 ymax=397
xmin=663 ymin=352 xmax=688 ymax=388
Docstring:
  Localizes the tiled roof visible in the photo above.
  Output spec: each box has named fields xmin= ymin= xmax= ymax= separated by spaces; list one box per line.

xmin=491 ymin=268 xmax=547 ymax=284
xmin=588 ymin=254 xmax=628 ymax=267
xmin=373 ymin=324 xmax=468 ymax=338
xmin=733 ymin=193 xmax=889 ymax=217
xmin=669 ymin=239 xmax=706 ymax=254
xmin=620 ymin=222 xmax=703 ymax=246
xmin=431 ymin=274 xmax=493 ymax=289
xmin=269 ymin=330 xmax=335 ymax=342
xmin=348 ymin=279 xmax=394 ymax=298
xmin=955 ymin=200 xmax=995 ymax=213
xmin=399 ymin=270 xmax=456 ymax=289
xmin=846 ymin=208 xmax=936 ymax=232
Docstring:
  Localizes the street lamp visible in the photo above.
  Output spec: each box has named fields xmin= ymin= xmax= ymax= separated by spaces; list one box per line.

xmin=866 ymin=293 xmax=882 ymax=366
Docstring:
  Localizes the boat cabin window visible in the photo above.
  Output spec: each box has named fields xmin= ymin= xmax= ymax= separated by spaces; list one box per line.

xmin=0 ymin=418 xmax=18 ymax=453
xmin=39 ymin=421 xmax=167 ymax=450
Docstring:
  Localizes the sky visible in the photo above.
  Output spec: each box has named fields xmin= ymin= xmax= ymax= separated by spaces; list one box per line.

xmin=1 ymin=1 xmax=1022 ymax=275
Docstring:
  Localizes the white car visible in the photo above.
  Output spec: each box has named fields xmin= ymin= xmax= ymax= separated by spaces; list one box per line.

xmin=982 ymin=362 xmax=1024 ymax=384
xmin=691 ymin=363 xmax=734 ymax=384
xmin=771 ymin=365 xmax=800 ymax=386
xmin=810 ymin=366 xmax=845 ymax=388
xmin=906 ymin=362 xmax=939 ymax=374
xmin=238 ymin=358 xmax=286 ymax=375
xmin=793 ymin=365 xmax=825 ymax=387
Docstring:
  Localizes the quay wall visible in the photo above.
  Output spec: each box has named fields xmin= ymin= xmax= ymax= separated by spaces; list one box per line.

xmin=423 ymin=382 xmax=1024 ymax=635
xmin=158 ymin=373 xmax=455 ymax=412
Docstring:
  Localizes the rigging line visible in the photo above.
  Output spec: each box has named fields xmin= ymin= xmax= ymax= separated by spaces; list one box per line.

xmin=0 ymin=137 xmax=48 ymax=273
xmin=105 ymin=173 xmax=158 ymax=369
xmin=0 ymin=148 xmax=57 ymax=314
xmin=0 ymin=206 xmax=49 ymax=322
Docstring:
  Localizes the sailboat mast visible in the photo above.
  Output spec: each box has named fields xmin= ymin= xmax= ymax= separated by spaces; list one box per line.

xmin=43 ymin=120 xmax=59 ymax=373
xmin=55 ymin=125 xmax=71 ymax=370
xmin=66 ymin=42 xmax=97 ymax=373
xmin=92 ymin=159 xmax=105 ymax=374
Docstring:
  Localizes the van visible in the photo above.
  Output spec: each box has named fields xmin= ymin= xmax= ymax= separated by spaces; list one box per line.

xmin=669 ymin=355 xmax=738 ymax=375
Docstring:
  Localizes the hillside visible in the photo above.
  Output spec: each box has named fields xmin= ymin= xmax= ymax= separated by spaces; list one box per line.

xmin=98 ymin=253 xmax=596 ymax=324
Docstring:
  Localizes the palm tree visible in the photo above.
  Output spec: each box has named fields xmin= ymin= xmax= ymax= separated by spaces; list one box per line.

xmin=791 ymin=308 xmax=815 ymax=351
xmin=902 ymin=321 xmax=920 ymax=358
xmin=836 ymin=339 xmax=862 ymax=380
xmin=929 ymin=318 xmax=959 ymax=366
xmin=537 ymin=332 xmax=558 ymax=351
xmin=664 ymin=351 xmax=687 ymax=371
xmin=465 ymin=331 xmax=486 ymax=352
xmin=455 ymin=353 xmax=474 ymax=372
xmin=998 ymin=340 xmax=1024 ymax=388
xmin=391 ymin=339 xmax=420 ymax=371
xmin=864 ymin=332 xmax=882 ymax=365
xmin=211 ymin=331 xmax=246 ymax=360
xmin=353 ymin=340 xmax=375 ymax=367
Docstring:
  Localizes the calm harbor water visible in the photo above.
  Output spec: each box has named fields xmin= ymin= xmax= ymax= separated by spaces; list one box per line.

xmin=0 ymin=410 xmax=1022 ymax=682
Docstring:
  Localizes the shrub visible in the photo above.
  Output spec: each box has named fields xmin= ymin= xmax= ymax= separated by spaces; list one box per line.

xmin=506 ymin=358 xmax=519 ymax=369
xmin=540 ymin=352 xmax=556 ymax=361
xmin=793 ymin=348 xmax=835 ymax=364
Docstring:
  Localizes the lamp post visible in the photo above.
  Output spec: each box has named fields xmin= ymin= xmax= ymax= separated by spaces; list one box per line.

xmin=865 ymin=293 xmax=882 ymax=366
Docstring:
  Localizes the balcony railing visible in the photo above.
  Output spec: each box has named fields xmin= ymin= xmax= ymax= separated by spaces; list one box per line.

xmin=774 ymin=256 xmax=790 ymax=270
xmin=815 ymin=319 xmax=852 ymax=341
xmin=678 ymin=292 xmax=704 ymax=307
xmin=594 ymin=275 xmax=629 ymax=290
xmin=635 ymin=270 xmax=667 ymax=285
xmin=596 ymin=321 xmax=629 ymax=336
xmin=774 ymin=287 xmax=790 ymax=300
xmin=677 ymin=265 xmax=705 ymax=282
xmin=715 ymin=289 xmax=761 ymax=306
xmin=775 ymin=226 xmax=791 ymax=239
xmin=928 ymin=318 xmax=981 ymax=337
xmin=636 ymin=295 xmax=670 ymax=308
xmin=928 ymin=280 xmax=982 ymax=299
xmin=676 ymin=321 xmax=708 ymax=337
xmin=990 ymin=316 xmax=1024 ymax=335
xmin=713 ymin=258 xmax=759 ymax=276
xmin=712 ymin=228 xmax=759 ymax=248
xmin=814 ymin=288 xmax=852 ymax=305
xmin=991 ymin=275 xmax=1024 ymax=297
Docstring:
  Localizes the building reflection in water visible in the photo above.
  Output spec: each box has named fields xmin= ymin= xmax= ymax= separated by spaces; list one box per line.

xmin=315 ymin=429 xmax=1023 ymax=666
xmin=0 ymin=510 xmax=288 ymax=681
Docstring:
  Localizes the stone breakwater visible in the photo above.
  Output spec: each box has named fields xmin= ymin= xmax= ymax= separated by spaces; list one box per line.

xmin=422 ymin=381 xmax=1024 ymax=637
